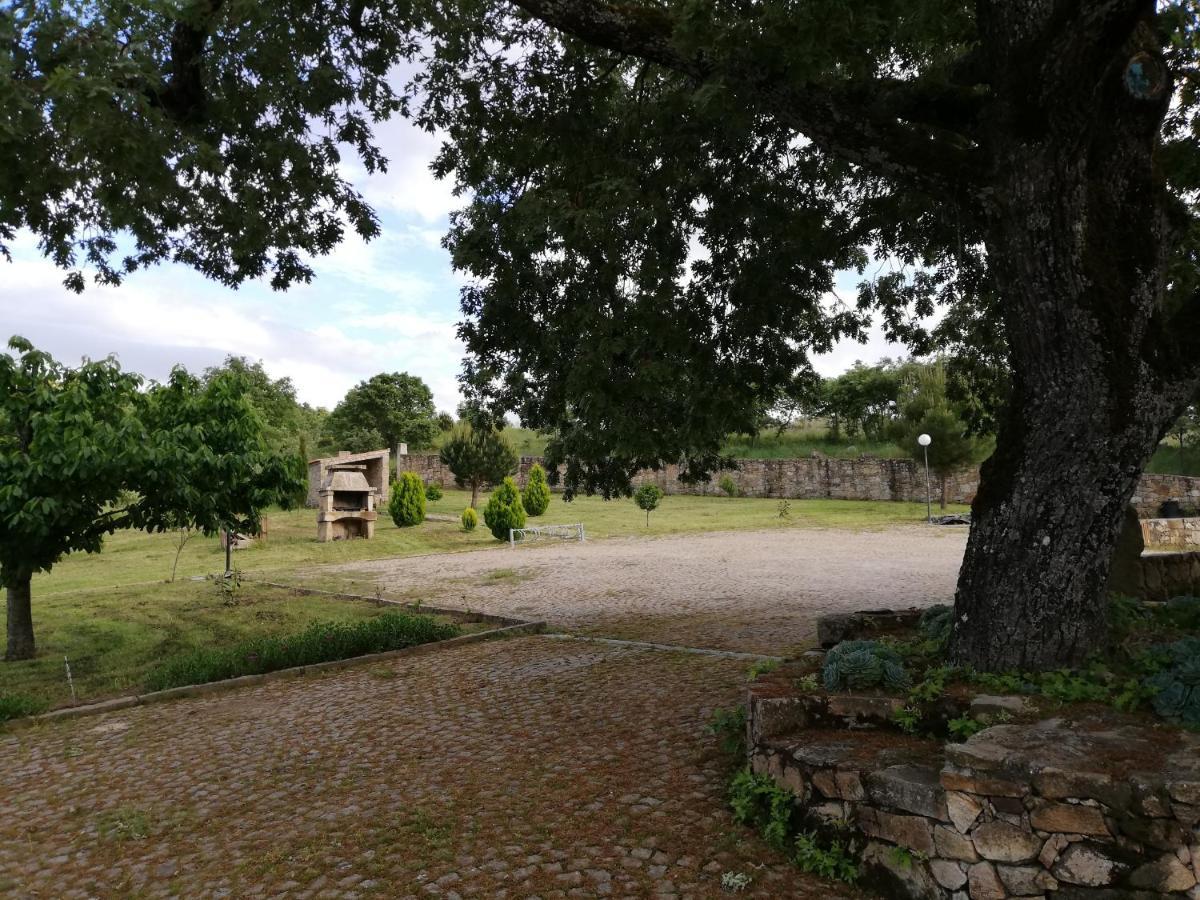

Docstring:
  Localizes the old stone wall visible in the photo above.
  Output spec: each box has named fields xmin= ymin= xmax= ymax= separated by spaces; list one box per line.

xmin=748 ymin=676 xmax=1200 ymax=899
xmin=397 ymin=452 xmax=1200 ymax=511
xmin=1142 ymin=517 xmax=1200 ymax=550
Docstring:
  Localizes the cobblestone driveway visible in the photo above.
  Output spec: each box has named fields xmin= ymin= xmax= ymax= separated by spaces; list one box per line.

xmin=326 ymin=527 xmax=967 ymax=655
xmin=3 ymin=526 xmax=965 ymax=898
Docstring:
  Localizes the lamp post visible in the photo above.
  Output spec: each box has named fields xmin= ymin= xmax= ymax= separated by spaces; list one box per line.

xmin=918 ymin=433 xmax=932 ymax=523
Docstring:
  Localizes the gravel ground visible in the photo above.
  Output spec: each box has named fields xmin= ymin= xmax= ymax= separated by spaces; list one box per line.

xmin=1 ymin=525 xmax=967 ymax=898
xmin=324 ymin=526 xmax=968 ymax=655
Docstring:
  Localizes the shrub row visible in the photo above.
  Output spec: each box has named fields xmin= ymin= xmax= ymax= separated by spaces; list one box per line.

xmin=145 ymin=613 xmax=461 ymax=692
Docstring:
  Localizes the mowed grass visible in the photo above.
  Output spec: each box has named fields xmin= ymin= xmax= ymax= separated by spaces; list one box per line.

xmin=31 ymin=489 xmax=966 ymax=596
xmin=1 ymin=580 xmax=467 ymax=711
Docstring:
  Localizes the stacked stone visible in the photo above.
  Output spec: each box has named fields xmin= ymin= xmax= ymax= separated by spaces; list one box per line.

xmin=748 ymin=682 xmax=1200 ymax=899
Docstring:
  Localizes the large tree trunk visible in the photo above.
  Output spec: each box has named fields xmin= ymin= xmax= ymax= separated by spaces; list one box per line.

xmin=5 ymin=572 xmax=35 ymax=661
xmin=950 ymin=7 xmax=1196 ymax=670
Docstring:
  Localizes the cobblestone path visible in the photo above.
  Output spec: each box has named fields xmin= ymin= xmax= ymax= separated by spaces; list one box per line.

xmin=0 ymin=637 xmax=858 ymax=899
xmin=324 ymin=527 xmax=967 ymax=655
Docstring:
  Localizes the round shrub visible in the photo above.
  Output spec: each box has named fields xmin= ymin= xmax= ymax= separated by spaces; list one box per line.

xmin=461 ymin=507 xmax=478 ymax=531
xmin=821 ymin=640 xmax=910 ymax=692
xmin=718 ymin=474 xmax=739 ymax=497
xmin=388 ymin=471 xmax=426 ymax=527
xmin=483 ymin=477 xmax=526 ymax=541
xmin=425 ymin=482 xmax=444 ymax=502
xmin=1147 ymin=637 xmax=1200 ymax=726
xmin=522 ymin=464 xmax=551 ymax=516
xmin=634 ymin=483 xmax=664 ymax=526
xmin=919 ymin=604 xmax=954 ymax=646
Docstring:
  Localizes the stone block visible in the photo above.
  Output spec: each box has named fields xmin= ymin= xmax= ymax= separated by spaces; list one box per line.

xmin=997 ymin=863 xmax=1058 ymax=895
xmin=862 ymin=841 xmax=942 ymax=899
xmin=826 ymin=693 xmax=906 ymax=724
xmin=1052 ymin=842 xmax=1128 ymax=887
xmin=866 ymin=765 xmax=949 ymax=821
xmin=935 ymin=825 xmax=980 ymax=862
xmin=947 ymin=791 xmax=984 ymax=833
xmin=1036 ymin=769 xmax=1134 ymax=811
xmin=1039 ymin=833 xmax=1070 ymax=868
xmin=967 ymin=861 xmax=1005 ymax=900
xmin=971 ymin=821 xmax=1043 ymax=863
xmin=942 ymin=769 xmax=1028 ymax=799
xmin=931 ymin=858 xmax=968 ymax=890
xmin=1029 ymin=802 xmax=1111 ymax=837
xmin=1128 ymin=853 xmax=1197 ymax=893
xmin=969 ymin=695 xmax=1032 ymax=717
xmin=857 ymin=807 xmax=935 ymax=856
xmin=1115 ymin=811 xmax=1187 ymax=850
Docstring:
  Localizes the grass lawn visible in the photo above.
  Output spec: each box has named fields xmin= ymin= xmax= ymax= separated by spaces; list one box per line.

xmin=2 ymin=580 xmax=471 ymax=712
xmin=30 ymin=490 xmax=965 ymax=596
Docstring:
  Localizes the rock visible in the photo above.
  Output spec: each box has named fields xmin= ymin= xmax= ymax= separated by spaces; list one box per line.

xmin=1116 ymin=811 xmax=1187 ymax=849
xmin=1039 ymin=833 xmax=1070 ymax=869
xmin=866 ymin=765 xmax=949 ymax=821
xmin=857 ymin=808 xmax=935 ymax=856
xmin=967 ymin=861 xmax=1006 ymax=900
xmin=1052 ymin=842 xmax=1127 ymax=887
xmin=997 ymin=863 xmax=1058 ymax=894
xmin=947 ymin=791 xmax=984 ymax=833
xmin=1170 ymin=781 xmax=1200 ymax=807
xmin=969 ymin=695 xmax=1031 ymax=717
xmin=779 ymin=764 xmax=806 ymax=798
xmin=1030 ymin=802 xmax=1111 ymax=837
xmin=826 ymin=694 xmax=906 ymax=725
xmin=1128 ymin=853 xmax=1197 ymax=892
xmin=861 ymin=841 xmax=941 ymax=898
xmin=935 ymin=825 xmax=980 ymax=862
xmin=930 ymin=859 xmax=967 ymax=890
xmin=942 ymin=769 xmax=1028 ymax=798
xmin=972 ymin=821 xmax=1043 ymax=863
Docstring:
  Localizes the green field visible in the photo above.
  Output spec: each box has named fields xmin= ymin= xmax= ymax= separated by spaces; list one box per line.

xmin=2 ymin=490 xmax=962 ymax=715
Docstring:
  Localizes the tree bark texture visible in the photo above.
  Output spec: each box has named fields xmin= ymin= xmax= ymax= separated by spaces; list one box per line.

xmin=5 ymin=573 xmax=35 ymax=661
xmin=948 ymin=3 xmax=1198 ymax=669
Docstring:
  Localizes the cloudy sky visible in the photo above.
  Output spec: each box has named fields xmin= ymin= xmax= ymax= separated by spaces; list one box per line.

xmin=0 ymin=116 xmax=900 ymax=414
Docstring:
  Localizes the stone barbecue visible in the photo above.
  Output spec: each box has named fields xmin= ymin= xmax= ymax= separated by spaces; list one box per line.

xmin=316 ymin=463 xmax=377 ymax=542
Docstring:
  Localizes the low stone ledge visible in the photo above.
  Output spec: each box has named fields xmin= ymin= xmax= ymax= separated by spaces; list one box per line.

xmin=748 ymin=693 xmax=1200 ymax=899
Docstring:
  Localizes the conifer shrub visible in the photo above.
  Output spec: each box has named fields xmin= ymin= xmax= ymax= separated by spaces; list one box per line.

xmin=522 ymin=463 xmax=551 ymax=516
xmin=388 ymin=471 xmax=426 ymax=527
xmin=425 ymin=482 xmax=443 ymax=502
xmin=461 ymin=507 xmax=478 ymax=531
xmin=483 ymin=477 xmax=526 ymax=541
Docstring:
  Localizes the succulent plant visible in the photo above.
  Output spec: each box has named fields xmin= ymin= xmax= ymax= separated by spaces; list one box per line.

xmin=1147 ymin=637 xmax=1200 ymax=726
xmin=822 ymin=640 xmax=910 ymax=692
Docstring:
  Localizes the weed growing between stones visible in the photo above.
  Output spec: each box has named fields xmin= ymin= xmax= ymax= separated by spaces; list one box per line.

xmin=744 ymin=658 xmax=781 ymax=682
xmin=708 ymin=706 xmax=747 ymax=760
xmin=728 ymin=767 xmax=861 ymax=885
xmin=145 ymin=613 xmax=460 ymax=691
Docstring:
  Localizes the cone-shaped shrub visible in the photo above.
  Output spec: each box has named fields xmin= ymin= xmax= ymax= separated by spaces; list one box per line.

xmin=389 ymin=471 xmax=426 ymax=527
xmin=483 ymin=476 xmax=526 ymax=541
xmin=461 ymin=507 xmax=478 ymax=531
xmin=522 ymin=464 xmax=551 ymax=516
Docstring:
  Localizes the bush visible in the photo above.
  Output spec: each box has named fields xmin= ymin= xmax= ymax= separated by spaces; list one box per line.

xmin=483 ymin=476 xmax=526 ymax=541
xmin=1146 ymin=637 xmax=1200 ymax=726
xmin=388 ymin=471 xmax=426 ymax=527
xmin=461 ymin=507 xmax=478 ymax=531
xmin=145 ymin=613 xmax=460 ymax=691
xmin=522 ymin=463 xmax=551 ymax=516
xmin=919 ymin=604 xmax=954 ymax=646
xmin=634 ymin=483 xmax=664 ymax=526
xmin=424 ymin=482 xmax=443 ymax=502
xmin=718 ymin=474 xmax=740 ymax=497
xmin=821 ymin=640 xmax=910 ymax=692
xmin=0 ymin=693 xmax=46 ymax=723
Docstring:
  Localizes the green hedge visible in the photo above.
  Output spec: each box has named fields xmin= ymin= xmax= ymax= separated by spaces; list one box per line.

xmin=145 ymin=613 xmax=461 ymax=692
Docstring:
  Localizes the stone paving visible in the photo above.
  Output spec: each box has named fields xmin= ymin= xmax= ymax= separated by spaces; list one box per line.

xmin=322 ymin=527 xmax=967 ymax=655
xmin=0 ymin=637 xmax=858 ymax=899
xmin=2 ymin=526 xmax=967 ymax=898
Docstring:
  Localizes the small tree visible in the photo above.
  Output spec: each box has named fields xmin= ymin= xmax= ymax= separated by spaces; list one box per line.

xmin=634 ymin=484 xmax=664 ymax=527
xmin=891 ymin=362 xmax=982 ymax=510
xmin=1 ymin=339 xmax=302 ymax=661
xmin=389 ymin=472 xmax=426 ymax=527
xmin=438 ymin=424 xmax=518 ymax=508
xmin=461 ymin=507 xmax=478 ymax=531
xmin=522 ymin=464 xmax=551 ymax=517
xmin=483 ymin=477 xmax=526 ymax=541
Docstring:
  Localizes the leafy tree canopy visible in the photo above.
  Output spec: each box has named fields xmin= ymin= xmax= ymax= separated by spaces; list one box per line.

xmin=0 ymin=337 xmax=303 ymax=659
xmin=324 ymin=372 xmax=438 ymax=454
xmin=202 ymin=355 xmax=327 ymax=457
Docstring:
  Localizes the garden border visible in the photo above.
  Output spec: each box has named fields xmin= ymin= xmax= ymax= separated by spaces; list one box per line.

xmin=11 ymin=583 xmax=544 ymax=729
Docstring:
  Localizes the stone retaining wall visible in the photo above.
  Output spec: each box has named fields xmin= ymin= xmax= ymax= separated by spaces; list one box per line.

xmin=748 ymin=680 xmax=1200 ymax=899
xmin=398 ymin=453 xmax=1200 ymax=512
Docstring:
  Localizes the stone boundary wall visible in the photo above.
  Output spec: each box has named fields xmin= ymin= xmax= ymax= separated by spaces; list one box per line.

xmin=397 ymin=452 xmax=1200 ymax=512
xmin=748 ymin=680 xmax=1200 ymax=899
